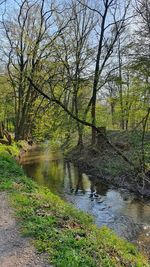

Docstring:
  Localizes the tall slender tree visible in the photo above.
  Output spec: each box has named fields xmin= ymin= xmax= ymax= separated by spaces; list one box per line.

xmin=79 ymin=0 xmax=131 ymax=143
xmin=54 ymin=0 xmax=95 ymax=147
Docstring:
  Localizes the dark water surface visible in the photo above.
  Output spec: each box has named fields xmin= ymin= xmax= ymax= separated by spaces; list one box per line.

xmin=21 ymin=146 xmax=150 ymax=252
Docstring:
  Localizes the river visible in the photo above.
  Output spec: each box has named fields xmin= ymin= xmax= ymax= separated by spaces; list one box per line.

xmin=20 ymin=145 xmax=150 ymax=255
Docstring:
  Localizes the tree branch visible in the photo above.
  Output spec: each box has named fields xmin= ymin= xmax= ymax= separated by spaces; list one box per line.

xmin=28 ymin=77 xmax=135 ymax=168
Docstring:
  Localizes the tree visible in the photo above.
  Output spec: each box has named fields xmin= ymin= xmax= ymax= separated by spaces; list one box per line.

xmin=54 ymin=0 xmax=95 ymax=147
xmin=0 ymin=74 xmax=14 ymax=137
xmin=78 ymin=0 xmax=131 ymax=143
xmin=2 ymin=0 xmax=69 ymax=140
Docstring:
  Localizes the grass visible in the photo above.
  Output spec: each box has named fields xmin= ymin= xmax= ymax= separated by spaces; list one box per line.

xmin=0 ymin=143 xmax=149 ymax=267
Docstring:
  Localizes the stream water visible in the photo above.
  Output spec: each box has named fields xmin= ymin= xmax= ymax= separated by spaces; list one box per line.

xmin=20 ymin=145 xmax=150 ymax=254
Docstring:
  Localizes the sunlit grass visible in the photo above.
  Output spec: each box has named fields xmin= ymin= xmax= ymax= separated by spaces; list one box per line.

xmin=0 ymin=144 xmax=149 ymax=267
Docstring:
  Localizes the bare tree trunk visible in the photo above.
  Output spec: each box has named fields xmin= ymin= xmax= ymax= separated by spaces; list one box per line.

xmin=0 ymin=122 xmax=4 ymax=138
xmin=91 ymin=89 xmax=97 ymax=145
xmin=77 ymin=125 xmax=84 ymax=148
xmin=118 ymin=39 xmax=124 ymax=130
xmin=110 ymin=102 xmax=115 ymax=128
xmin=96 ymin=127 xmax=107 ymax=149
xmin=141 ymin=108 xmax=150 ymax=172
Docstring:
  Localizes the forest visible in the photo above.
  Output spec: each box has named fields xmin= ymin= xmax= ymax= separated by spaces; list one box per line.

xmin=0 ymin=0 xmax=150 ymax=266
xmin=0 ymin=0 xmax=150 ymax=192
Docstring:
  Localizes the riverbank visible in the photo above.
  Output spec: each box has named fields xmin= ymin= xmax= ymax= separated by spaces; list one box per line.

xmin=66 ymin=131 xmax=150 ymax=198
xmin=0 ymin=143 xmax=149 ymax=266
xmin=0 ymin=140 xmax=35 ymax=159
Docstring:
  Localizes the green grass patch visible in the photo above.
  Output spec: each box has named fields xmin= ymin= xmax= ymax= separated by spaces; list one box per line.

xmin=0 ymin=144 xmax=149 ymax=267
xmin=0 ymin=142 xmax=20 ymax=157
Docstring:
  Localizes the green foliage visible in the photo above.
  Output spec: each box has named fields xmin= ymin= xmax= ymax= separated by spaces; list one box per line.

xmin=0 ymin=75 xmax=14 ymax=124
xmin=0 ymin=143 xmax=19 ymax=157
xmin=0 ymin=144 xmax=149 ymax=267
xmin=33 ymin=101 xmax=73 ymax=142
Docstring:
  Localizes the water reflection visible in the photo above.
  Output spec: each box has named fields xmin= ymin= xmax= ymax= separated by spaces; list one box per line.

xmin=22 ymin=148 xmax=64 ymax=194
xmin=21 ymin=146 xmax=150 ymax=250
xmin=64 ymin=162 xmax=108 ymax=198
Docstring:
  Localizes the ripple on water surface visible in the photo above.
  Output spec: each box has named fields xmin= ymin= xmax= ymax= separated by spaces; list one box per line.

xmin=21 ymin=147 xmax=150 ymax=254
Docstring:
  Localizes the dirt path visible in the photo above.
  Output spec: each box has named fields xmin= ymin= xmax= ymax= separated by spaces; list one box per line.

xmin=0 ymin=192 xmax=52 ymax=267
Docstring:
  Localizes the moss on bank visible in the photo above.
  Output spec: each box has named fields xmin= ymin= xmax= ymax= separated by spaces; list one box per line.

xmin=0 ymin=143 xmax=149 ymax=267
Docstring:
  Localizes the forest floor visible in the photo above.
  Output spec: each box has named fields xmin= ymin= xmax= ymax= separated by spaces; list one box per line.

xmin=0 ymin=192 xmax=51 ymax=267
xmin=67 ymin=131 xmax=150 ymax=197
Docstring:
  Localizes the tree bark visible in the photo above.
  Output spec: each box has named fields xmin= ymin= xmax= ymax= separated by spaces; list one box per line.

xmin=96 ymin=127 xmax=107 ymax=149
xmin=0 ymin=122 xmax=4 ymax=138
